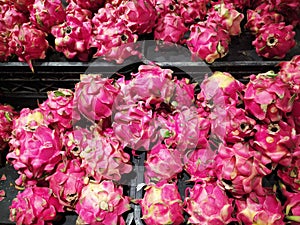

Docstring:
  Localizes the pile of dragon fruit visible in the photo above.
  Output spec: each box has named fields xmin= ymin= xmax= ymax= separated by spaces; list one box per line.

xmin=0 ymin=0 xmax=299 ymax=71
xmin=0 ymin=54 xmax=299 ymax=224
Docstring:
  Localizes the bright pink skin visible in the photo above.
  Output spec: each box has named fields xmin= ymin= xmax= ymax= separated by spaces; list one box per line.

xmin=281 ymin=183 xmax=300 ymax=223
xmin=39 ymin=89 xmax=75 ymax=133
xmin=184 ymin=182 xmax=236 ymax=224
xmin=236 ymin=192 xmax=285 ymax=225
xmin=0 ymin=104 xmax=17 ymax=151
xmin=184 ymin=148 xmax=216 ymax=182
xmin=187 ymin=22 xmax=231 ymax=63
xmin=92 ymin=3 xmax=119 ymax=26
xmin=65 ymin=1 xmax=93 ymax=22
xmin=144 ymin=143 xmax=183 ymax=184
xmin=66 ymin=0 xmax=105 ymax=11
xmin=207 ymin=3 xmax=244 ymax=36
xmin=73 ymin=74 xmax=120 ymax=122
xmin=7 ymin=126 xmax=62 ymax=187
xmin=9 ymin=186 xmax=63 ymax=225
xmin=75 ymin=180 xmax=131 ymax=225
xmin=278 ymin=156 xmax=300 ymax=192
xmin=214 ymin=143 xmax=271 ymax=197
xmin=270 ymin=0 xmax=300 ymax=27
xmin=253 ymin=22 xmax=296 ymax=59
xmin=291 ymin=100 xmax=300 ymax=134
xmin=9 ymin=0 xmax=34 ymax=11
xmin=29 ymin=0 xmax=66 ymax=33
xmin=152 ymin=0 xmax=179 ymax=16
xmin=251 ymin=121 xmax=298 ymax=166
xmin=47 ymin=159 xmax=86 ymax=210
xmin=213 ymin=0 xmax=250 ymax=10
xmin=178 ymin=0 xmax=210 ymax=25
xmin=79 ymin=129 xmax=132 ymax=182
xmin=154 ymin=12 xmax=188 ymax=44
xmin=0 ymin=35 xmax=10 ymax=62
xmin=119 ymin=0 xmax=156 ymax=34
xmin=9 ymin=22 xmax=49 ymax=72
xmin=140 ymin=182 xmax=184 ymax=225
xmin=244 ymin=72 xmax=293 ymax=123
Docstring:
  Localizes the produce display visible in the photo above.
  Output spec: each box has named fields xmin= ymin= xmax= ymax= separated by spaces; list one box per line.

xmin=0 ymin=0 xmax=299 ymax=71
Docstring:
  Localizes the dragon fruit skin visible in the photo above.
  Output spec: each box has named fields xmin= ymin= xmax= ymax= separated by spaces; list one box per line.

xmin=184 ymin=182 xmax=236 ymax=224
xmin=253 ymin=22 xmax=296 ymax=59
xmin=154 ymin=12 xmax=188 ymax=44
xmin=66 ymin=0 xmax=105 ymax=11
xmin=7 ymin=125 xmax=62 ymax=187
xmin=281 ymin=183 xmax=300 ymax=223
xmin=139 ymin=182 xmax=184 ymax=225
xmin=47 ymin=159 xmax=86 ymax=211
xmin=119 ymin=0 xmax=157 ymax=34
xmin=278 ymin=156 xmax=300 ymax=192
xmin=9 ymin=0 xmax=34 ymax=11
xmin=65 ymin=1 xmax=93 ymax=22
xmin=216 ymin=0 xmax=250 ymax=10
xmin=207 ymin=3 xmax=244 ymax=36
xmin=9 ymin=186 xmax=63 ymax=225
xmin=28 ymin=0 xmax=66 ymax=33
xmin=39 ymin=89 xmax=76 ymax=133
xmin=244 ymin=71 xmax=293 ymax=123
xmin=291 ymin=100 xmax=300 ymax=134
xmin=236 ymin=192 xmax=285 ymax=225
xmin=214 ymin=143 xmax=272 ymax=197
xmin=9 ymin=22 xmax=49 ymax=72
xmin=75 ymin=180 xmax=131 ymax=225
xmin=79 ymin=129 xmax=132 ymax=182
xmin=73 ymin=74 xmax=120 ymax=123
xmin=0 ymin=35 xmax=10 ymax=62
xmin=178 ymin=0 xmax=210 ymax=25
xmin=153 ymin=0 xmax=179 ymax=16
xmin=270 ymin=0 xmax=300 ymax=27
xmin=186 ymin=22 xmax=231 ymax=63
xmin=0 ymin=104 xmax=17 ymax=151
xmin=144 ymin=143 xmax=183 ymax=184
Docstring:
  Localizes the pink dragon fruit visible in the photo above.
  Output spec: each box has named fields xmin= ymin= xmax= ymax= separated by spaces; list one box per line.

xmin=207 ymin=3 xmax=244 ymax=36
xmin=62 ymin=127 xmax=93 ymax=158
xmin=245 ymin=6 xmax=284 ymax=34
xmin=184 ymin=181 xmax=236 ymax=224
xmin=214 ymin=143 xmax=272 ymax=197
xmin=47 ymin=159 xmax=86 ymax=210
xmin=280 ymin=183 xmax=300 ymax=223
xmin=0 ymin=104 xmax=17 ymax=151
xmin=184 ymin=147 xmax=216 ymax=182
xmin=186 ymin=22 xmax=231 ymax=63
xmin=9 ymin=0 xmax=34 ymax=11
xmin=153 ymin=0 xmax=179 ymax=16
xmin=65 ymin=1 xmax=93 ymax=22
xmin=119 ymin=0 xmax=157 ymax=34
xmin=236 ymin=192 xmax=285 ymax=225
xmin=9 ymin=22 xmax=49 ymax=72
xmin=251 ymin=121 xmax=298 ymax=166
xmin=270 ymin=0 xmax=300 ymax=27
xmin=154 ymin=12 xmax=188 ymax=44
xmin=73 ymin=74 xmax=120 ymax=123
xmin=75 ymin=180 xmax=131 ymax=225
xmin=178 ymin=0 xmax=210 ymax=25
xmin=39 ymin=89 xmax=76 ymax=132
xmin=9 ymin=186 xmax=63 ymax=225
xmin=253 ymin=22 xmax=296 ymax=59
xmin=0 ymin=35 xmax=10 ymax=62
xmin=144 ymin=143 xmax=183 ymax=184
xmin=28 ymin=0 xmax=66 ymax=33
xmin=244 ymin=71 xmax=293 ymax=123
xmin=217 ymin=0 xmax=250 ymax=10
xmin=7 ymin=125 xmax=62 ymax=187
xmin=66 ymin=0 xmax=105 ymax=11
xmin=79 ymin=129 xmax=132 ymax=182
xmin=291 ymin=99 xmax=300 ymax=134
xmin=138 ymin=182 xmax=184 ymax=225
xmin=278 ymin=156 xmax=300 ymax=192
xmin=92 ymin=3 xmax=118 ymax=26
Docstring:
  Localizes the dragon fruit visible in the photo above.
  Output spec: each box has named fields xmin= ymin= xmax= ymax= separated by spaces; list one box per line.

xmin=9 ymin=22 xmax=49 ymax=72
xmin=65 ymin=1 xmax=93 ymax=22
xmin=28 ymin=0 xmax=66 ymax=33
xmin=0 ymin=104 xmax=17 ymax=151
xmin=9 ymin=186 xmax=63 ymax=225
xmin=79 ymin=128 xmax=132 ymax=182
xmin=270 ymin=0 xmax=300 ymax=27
xmin=153 ymin=0 xmax=179 ymax=16
xmin=217 ymin=0 xmax=250 ymax=10
xmin=47 ymin=159 xmax=86 ymax=210
xmin=186 ymin=22 xmax=231 ymax=63
xmin=75 ymin=180 xmax=131 ymax=225
xmin=214 ymin=142 xmax=272 ymax=197
xmin=291 ymin=100 xmax=300 ymax=134
xmin=244 ymin=71 xmax=293 ymax=123
xmin=207 ymin=3 xmax=244 ymax=36
xmin=252 ymin=22 xmax=296 ymax=59
xmin=91 ymin=3 xmax=118 ymax=26
xmin=184 ymin=182 xmax=236 ymax=224
xmin=66 ymin=0 xmax=104 ymax=11
xmin=178 ymin=0 xmax=210 ymax=25
xmin=144 ymin=143 xmax=183 ymax=184
xmin=9 ymin=0 xmax=34 ymax=11
xmin=251 ymin=121 xmax=298 ymax=166
xmin=0 ymin=35 xmax=10 ymax=62
xmin=236 ymin=191 xmax=285 ymax=225
xmin=119 ymin=0 xmax=157 ymax=34
xmin=154 ymin=12 xmax=188 ymax=44
xmin=278 ymin=156 xmax=300 ymax=192
xmin=39 ymin=89 xmax=76 ymax=132
xmin=280 ymin=183 xmax=300 ymax=223
xmin=7 ymin=125 xmax=62 ymax=187
xmin=73 ymin=74 xmax=120 ymax=123
xmin=138 ymin=182 xmax=184 ymax=225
